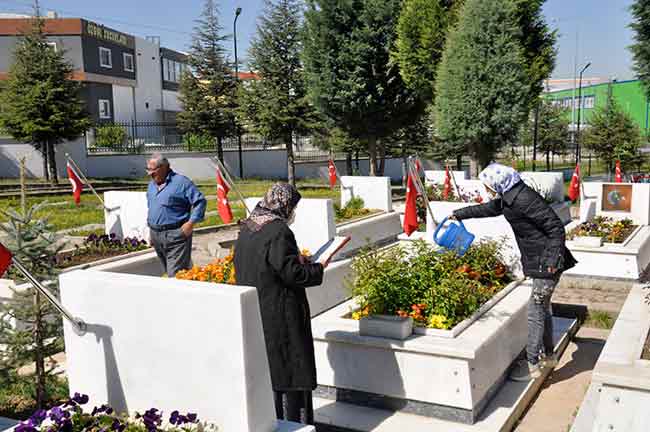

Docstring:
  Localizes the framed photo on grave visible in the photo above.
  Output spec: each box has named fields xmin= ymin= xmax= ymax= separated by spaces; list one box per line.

xmin=601 ymin=184 xmax=633 ymax=212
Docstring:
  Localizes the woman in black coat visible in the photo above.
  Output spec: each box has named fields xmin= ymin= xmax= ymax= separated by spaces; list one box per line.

xmin=450 ymin=164 xmax=576 ymax=382
xmin=234 ymin=183 xmax=325 ymax=425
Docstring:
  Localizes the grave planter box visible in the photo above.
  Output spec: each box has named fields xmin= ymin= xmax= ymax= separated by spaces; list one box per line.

xmin=336 ymin=211 xmax=402 ymax=258
xmin=359 ymin=315 xmax=413 ymax=340
xmin=312 ymin=279 xmax=530 ymax=424
xmin=571 ymin=284 xmax=650 ymax=432
xmin=572 ymin=236 xmax=604 ymax=248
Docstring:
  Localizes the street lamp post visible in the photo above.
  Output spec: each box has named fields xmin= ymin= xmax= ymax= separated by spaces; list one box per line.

xmin=575 ymin=62 xmax=591 ymax=166
xmin=234 ymin=7 xmax=243 ymax=178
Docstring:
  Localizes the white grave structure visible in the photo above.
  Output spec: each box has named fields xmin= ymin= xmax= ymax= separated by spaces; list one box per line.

xmin=104 ymin=191 xmax=150 ymax=243
xmin=340 ymin=176 xmax=392 ymax=212
xmin=245 ymin=197 xmax=336 ymax=254
xmin=582 ymin=182 xmax=650 ymax=225
xmin=520 ymin=171 xmax=565 ymax=203
xmin=424 ymin=170 xmax=468 ymax=184
xmin=60 ymin=269 xmax=314 ymax=432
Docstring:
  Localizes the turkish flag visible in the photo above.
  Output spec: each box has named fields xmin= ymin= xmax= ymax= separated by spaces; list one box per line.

xmin=615 ymin=160 xmax=623 ymax=183
xmin=66 ymin=161 xmax=83 ymax=205
xmin=328 ymin=159 xmax=337 ymax=188
xmin=403 ymin=174 xmax=419 ymax=236
xmin=216 ymin=167 xmax=233 ymax=224
xmin=415 ymin=158 xmax=422 ymax=174
xmin=443 ymin=166 xmax=452 ymax=200
xmin=0 ymin=242 xmax=12 ymax=278
xmin=568 ymin=164 xmax=581 ymax=202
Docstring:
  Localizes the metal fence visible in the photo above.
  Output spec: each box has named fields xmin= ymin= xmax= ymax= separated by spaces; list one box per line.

xmin=86 ymin=121 xmax=319 ymax=155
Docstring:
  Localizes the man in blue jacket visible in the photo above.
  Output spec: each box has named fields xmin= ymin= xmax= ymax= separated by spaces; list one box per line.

xmin=146 ymin=153 xmax=206 ymax=276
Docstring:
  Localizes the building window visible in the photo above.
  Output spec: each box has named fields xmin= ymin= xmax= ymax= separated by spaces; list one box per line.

xmin=583 ymin=95 xmax=595 ymax=109
xmin=99 ymin=47 xmax=112 ymax=68
xmin=98 ymin=99 xmax=111 ymax=119
xmin=175 ymin=62 xmax=181 ymax=81
xmin=123 ymin=53 xmax=134 ymax=72
xmin=162 ymin=58 xmax=186 ymax=83
xmin=47 ymin=41 xmax=57 ymax=51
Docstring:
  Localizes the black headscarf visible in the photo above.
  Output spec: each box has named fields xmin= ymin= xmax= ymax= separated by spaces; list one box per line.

xmin=242 ymin=183 xmax=302 ymax=232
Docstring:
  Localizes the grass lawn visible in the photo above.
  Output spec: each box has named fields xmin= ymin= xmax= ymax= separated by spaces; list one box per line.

xmin=0 ymin=178 xmax=339 ymax=232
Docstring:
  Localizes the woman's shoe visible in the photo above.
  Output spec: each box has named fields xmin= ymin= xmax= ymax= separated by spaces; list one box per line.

xmin=509 ymin=359 xmax=541 ymax=382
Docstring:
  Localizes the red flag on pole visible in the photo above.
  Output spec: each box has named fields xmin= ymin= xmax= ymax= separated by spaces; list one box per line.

xmin=415 ymin=158 xmax=422 ymax=174
xmin=66 ymin=161 xmax=83 ymax=205
xmin=328 ymin=159 xmax=337 ymax=188
xmin=216 ymin=166 xmax=233 ymax=224
xmin=568 ymin=164 xmax=581 ymax=202
xmin=403 ymin=174 xmax=419 ymax=236
xmin=443 ymin=166 xmax=452 ymax=200
xmin=615 ymin=160 xmax=623 ymax=183
xmin=0 ymin=242 xmax=12 ymax=278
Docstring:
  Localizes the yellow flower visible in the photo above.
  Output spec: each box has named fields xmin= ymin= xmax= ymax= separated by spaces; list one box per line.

xmin=428 ymin=314 xmax=448 ymax=329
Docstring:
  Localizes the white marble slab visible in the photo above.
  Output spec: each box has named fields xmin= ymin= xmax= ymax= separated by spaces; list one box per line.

xmin=340 ymin=176 xmax=392 ymax=212
xmin=104 ymin=191 xmax=150 ymax=243
xmin=520 ymin=171 xmax=564 ymax=203
xmin=582 ymin=182 xmax=650 ymax=225
xmin=424 ymin=170 xmax=468 ymax=183
xmin=60 ymin=270 xmax=277 ymax=432
xmin=246 ymin=198 xmax=335 ymax=254
xmin=336 ymin=212 xmax=402 ymax=257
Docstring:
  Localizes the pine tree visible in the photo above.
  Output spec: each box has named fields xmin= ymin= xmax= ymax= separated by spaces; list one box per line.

xmin=583 ymin=96 xmax=643 ymax=175
xmin=0 ymin=15 xmax=90 ymax=185
xmin=631 ymin=0 xmax=650 ymax=98
xmin=303 ymin=0 xmax=422 ymax=176
xmin=0 ymin=201 xmax=64 ymax=409
xmin=434 ymin=0 xmax=529 ymax=177
xmin=237 ymin=0 xmax=320 ymax=186
xmin=177 ymin=0 xmax=238 ymax=163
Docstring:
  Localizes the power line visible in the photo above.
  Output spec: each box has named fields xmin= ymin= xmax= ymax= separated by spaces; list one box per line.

xmin=0 ymin=0 xmax=193 ymax=37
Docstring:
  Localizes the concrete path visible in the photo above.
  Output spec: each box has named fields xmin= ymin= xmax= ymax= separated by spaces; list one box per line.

xmin=514 ymin=327 xmax=609 ymax=432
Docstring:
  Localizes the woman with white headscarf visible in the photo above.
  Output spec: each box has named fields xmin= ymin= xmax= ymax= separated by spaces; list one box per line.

xmin=451 ymin=163 xmax=576 ymax=381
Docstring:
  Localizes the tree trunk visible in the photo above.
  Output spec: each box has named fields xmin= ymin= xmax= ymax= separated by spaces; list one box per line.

xmin=368 ymin=137 xmax=377 ymax=176
xmin=378 ymin=140 xmax=386 ymax=176
xmin=34 ymin=292 xmax=46 ymax=408
xmin=355 ymin=150 xmax=360 ymax=172
xmin=216 ymin=136 xmax=224 ymax=163
xmin=345 ymin=152 xmax=353 ymax=175
xmin=456 ymin=155 xmax=462 ymax=171
xmin=41 ymin=142 xmax=49 ymax=182
xmin=47 ymin=141 xmax=58 ymax=185
xmin=286 ymin=133 xmax=295 ymax=186
xmin=546 ymin=151 xmax=550 ymax=171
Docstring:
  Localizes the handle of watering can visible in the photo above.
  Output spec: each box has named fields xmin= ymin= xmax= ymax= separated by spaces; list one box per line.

xmin=432 ymin=216 xmax=449 ymax=244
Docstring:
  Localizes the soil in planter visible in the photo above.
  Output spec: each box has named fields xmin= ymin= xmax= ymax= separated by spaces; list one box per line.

xmin=642 ymin=327 xmax=650 ymax=361
xmin=568 ymin=217 xmax=637 ymax=244
xmin=55 ymin=249 xmax=141 ymax=269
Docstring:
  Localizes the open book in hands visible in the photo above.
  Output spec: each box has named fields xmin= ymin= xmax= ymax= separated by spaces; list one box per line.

xmin=310 ymin=236 xmax=351 ymax=267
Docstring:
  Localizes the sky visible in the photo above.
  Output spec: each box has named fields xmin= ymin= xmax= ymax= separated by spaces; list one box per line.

xmin=0 ymin=0 xmax=638 ymax=81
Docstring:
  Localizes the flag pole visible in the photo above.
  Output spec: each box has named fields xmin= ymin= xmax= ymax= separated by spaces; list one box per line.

xmin=10 ymin=256 xmax=86 ymax=335
xmin=212 ymin=157 xmax=250 ymax=214
xmin=64 ymin=153 xmax=106 ymax=209
xmin=408 ymin=157 xmax=437 ymax=226
xmin=447 ymin=164 xmax=466 ymax=203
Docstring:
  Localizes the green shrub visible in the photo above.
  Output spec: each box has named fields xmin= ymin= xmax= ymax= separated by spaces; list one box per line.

xmin=334 ymin=197 xmax=371 ymax=222
xmin=184 ymin=133 xmax=214 ymax=151
xmin=95 ymin=125 xmax=127 ymax=148
xmin=0 ymin=371 xmax=68 ymax=420
xmin=349 ymin=240 xmax=511 ymax=329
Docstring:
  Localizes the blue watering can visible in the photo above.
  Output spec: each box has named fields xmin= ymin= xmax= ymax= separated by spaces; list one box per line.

xmin=432 ymin=216 xmax=475 ymax=256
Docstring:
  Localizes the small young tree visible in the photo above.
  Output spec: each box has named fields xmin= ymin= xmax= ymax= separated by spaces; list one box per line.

xmin=0 ymin=202 xmax=64 ymax=409
xmin=520 ymin=99 xmax=570 ymax=171
xmin=434 ymin=0 xmax=529 ymax=176
xmin=237 ymin=0 xmax=320 ymax=186
xmin=178 ymin=0 xmax=237 ymax=163
xmin=0 ymin=14 xmax=90 ymax=185
xmin=583 ymin=97 xmax=643 ymax=175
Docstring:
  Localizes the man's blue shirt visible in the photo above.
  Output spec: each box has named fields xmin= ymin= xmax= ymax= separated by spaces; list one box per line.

xmin=147 ymin=170 xmax=207 ymax=227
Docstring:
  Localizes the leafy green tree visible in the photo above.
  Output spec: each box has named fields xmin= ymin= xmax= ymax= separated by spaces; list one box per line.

xmin=630 ymin=0 xmax=650 ymax=98
xmin=238 ymin=0 xmax=320 ymax=186
xmin=178 ymin=0 xmax=237 ymax=163
xmin=392 ymin=0 xmax=460 ymax=102
xmin=434 ymin=0 xmax=529 ymax=176
xmin=0 ymin=16 xmax=90 ymax=185
xmin=0 ymin=203 xmax=64 ymax=409
xmin=303 ymin=0 xmax=422 ymax=176
xmin=583 ymin=97 xmax=643 ymax=175
xmin=520 ymin=99 xmax=570 ymax=171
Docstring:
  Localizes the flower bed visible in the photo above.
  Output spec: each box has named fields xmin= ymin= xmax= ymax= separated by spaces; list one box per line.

xmin=176 ymin=254 xmax=236 ymax=284
xmin=55 ymin=234 xmax=149 ymax=269
xmin=15 ymin=393 xmax=217 ymax=432
xmin=567 ymin=216 xmax=636 ymax=244
xmin=425 ymin=183 xmax=484 ymax=204
xmin=349 ymin=240 xmax=512 ymax=330
xmin=333 ymin=197 xmax=380 ymax=223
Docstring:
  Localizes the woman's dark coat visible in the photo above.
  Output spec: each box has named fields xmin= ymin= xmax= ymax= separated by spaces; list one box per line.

xmin=234 ymin=220 xmax=324 ymax=391
xmin=453 ymin=181 xmax=576 ymax=279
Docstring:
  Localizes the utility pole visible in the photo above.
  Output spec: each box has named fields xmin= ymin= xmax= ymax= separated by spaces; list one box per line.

xmin=575 ymin=62 xmax=591 ymax=166
xmin=234 ymin=7 xmax=243 ymax=178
